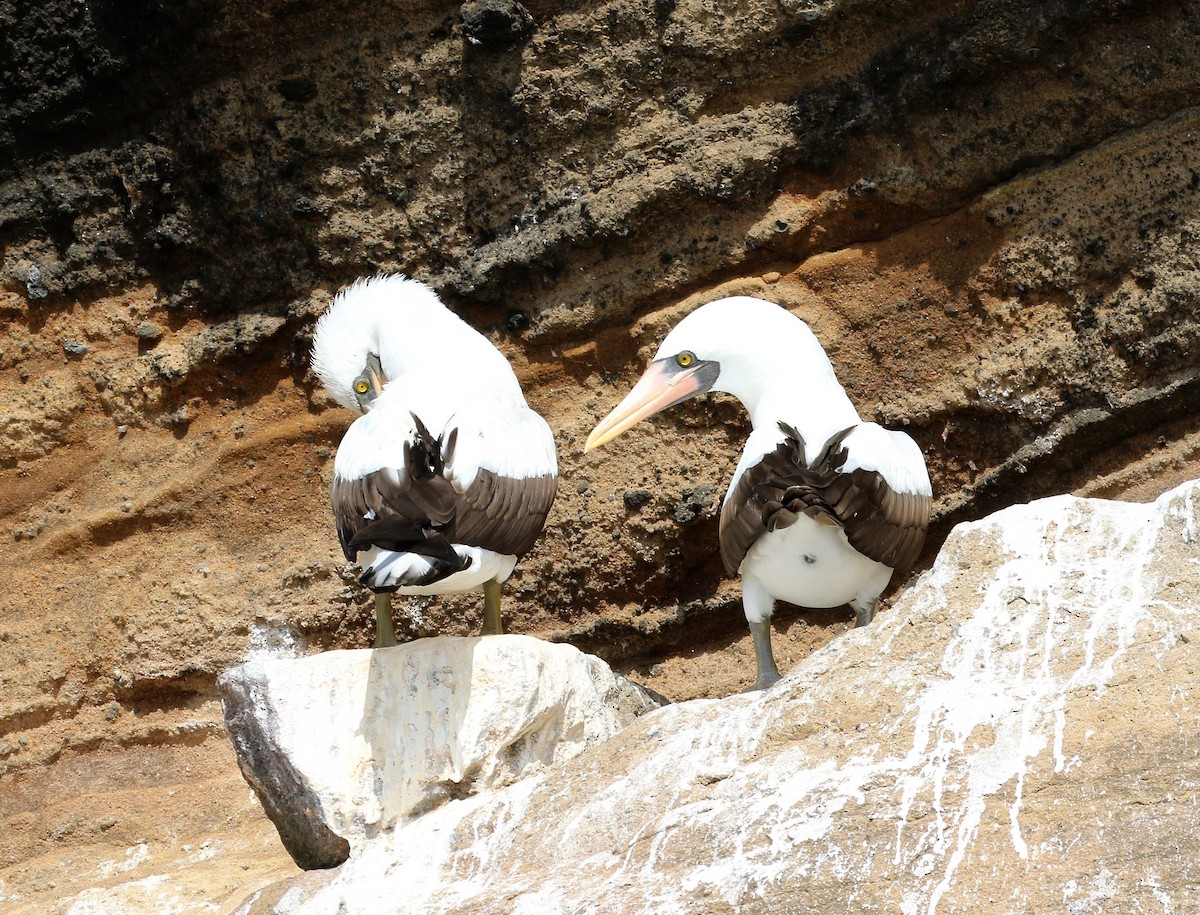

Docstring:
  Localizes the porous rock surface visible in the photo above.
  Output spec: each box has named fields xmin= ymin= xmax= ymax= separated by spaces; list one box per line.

xmin=251 ymin=480 xmax=1200 ymax=914
xmin=3 ymin=0 xmax=1200 ymax=909
xmin=217 ymin=636 xmax=665 ymax=869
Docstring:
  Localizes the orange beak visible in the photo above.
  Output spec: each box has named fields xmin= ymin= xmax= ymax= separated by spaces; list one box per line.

xmin=585 ymin=358 xmax=714 ymax=451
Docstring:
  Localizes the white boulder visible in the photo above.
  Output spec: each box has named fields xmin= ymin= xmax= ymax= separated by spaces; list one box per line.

xmin=218 ymin=634 xmax=666 ymax=868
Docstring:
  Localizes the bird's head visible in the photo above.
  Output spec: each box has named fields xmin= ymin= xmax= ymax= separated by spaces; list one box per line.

xmin=311 ymin=278 xmax=397 ymax=412
xmin=347 ymin=351 xmax=386 ymax=412
xmin=311 ymin=274 xmax=523 ymax=414
xmin=585 ymin=296 xmax=826 ymax=450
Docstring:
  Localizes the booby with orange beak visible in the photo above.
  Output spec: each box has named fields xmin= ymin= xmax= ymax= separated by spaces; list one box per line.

xmin=311 ymin=275 xmax=558 ymax=647
xmin=586 ymin=296 xmax=931 ymax=690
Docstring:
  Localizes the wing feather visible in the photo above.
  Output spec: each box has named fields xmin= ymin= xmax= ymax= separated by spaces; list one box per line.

xmin=332 ymin=419 xmax=467 ymax=581
xmin=333 ymin=408 xmax=558 ymax=577
xmin=454 ymin=468 xmax=558 ymax=557
xmin=719 ymin=422 xmax=930 ymax=576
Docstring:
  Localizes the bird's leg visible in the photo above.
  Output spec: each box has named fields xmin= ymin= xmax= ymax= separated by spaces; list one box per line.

xmin=481 ymin=579 xmax=504 ymax=635
xmin=747 ymin=619 xmax=782 ymax=691
xmin=741 ymin=575 xmax=781 ymax=691
xmin=373 ymin=592 xmax=398 ymax=648
xmin=852 ymin=595 xmax=880 ymax=628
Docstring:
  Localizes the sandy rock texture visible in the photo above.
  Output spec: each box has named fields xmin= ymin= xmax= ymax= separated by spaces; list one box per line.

xmin=256 ymin=479 xmax=1200 ymax=912
xmin=2 ymin=0 xmax=1200 ymax=908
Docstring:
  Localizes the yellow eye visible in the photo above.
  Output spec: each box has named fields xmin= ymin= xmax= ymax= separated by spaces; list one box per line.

xmin=676 ymin=351 xmax=695 ymax=368
xmin=354 ymin=380 xmax=370 ymax=394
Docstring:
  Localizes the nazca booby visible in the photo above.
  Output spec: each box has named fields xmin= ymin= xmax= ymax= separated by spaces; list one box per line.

xmin=585 ymin=296 xmax=931 ymax=690
xmin=311 ymin=274 xmax=558 ymax=647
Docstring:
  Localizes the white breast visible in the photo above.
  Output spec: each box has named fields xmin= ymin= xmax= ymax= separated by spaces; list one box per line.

xmin=741 ymin=516 xmax=893 ymax=610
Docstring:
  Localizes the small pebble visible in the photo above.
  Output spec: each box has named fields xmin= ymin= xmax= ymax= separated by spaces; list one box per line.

xmin=623 ymin=490 xmax=651 ymax=510
xmin=461 ymin=0 xmax=534 ymax=48
xmin=135 ymin=321 xmax=163 ymax=342
xmin=26 ymin=265 xmax=48 ymax=299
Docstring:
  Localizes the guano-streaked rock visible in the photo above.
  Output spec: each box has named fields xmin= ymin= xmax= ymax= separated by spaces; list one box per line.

xmin=250 ymin=480 xmax=1200 ymax=913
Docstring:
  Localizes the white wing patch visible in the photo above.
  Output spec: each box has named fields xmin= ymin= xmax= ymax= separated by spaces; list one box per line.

xmin=840 ymin=423 xmax=932 ymax=497
xmin=332 ymin=405 xmax=420 ymax=483
xmin=445 ymin=406 xmax=558 ymax=491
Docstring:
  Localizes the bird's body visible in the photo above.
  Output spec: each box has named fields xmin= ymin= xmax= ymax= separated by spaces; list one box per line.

xmin=586 ymin=296 xmax=931 ymax=690
xmin=311 ymin=275 xmax=557 ymax=645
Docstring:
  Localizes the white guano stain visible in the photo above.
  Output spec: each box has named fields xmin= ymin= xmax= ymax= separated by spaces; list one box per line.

xmin=66 ymin=873 xmax=220 ymax=915
xmin=893 ymin=489 xmax=1193 ymax=915
xmin=244 ymin=617 xmax=304 ymax=662
xmin=278 ymin=481 xmax=1199 ymax=915
xmin=96 ymin=842 xmax=151 ymax=878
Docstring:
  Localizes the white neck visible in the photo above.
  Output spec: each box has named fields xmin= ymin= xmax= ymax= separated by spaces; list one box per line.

xmin=653 ymin=296 xmax=866 ymax=468
xmin=375 ymin=302 xmax=523 ymax=404
xmin=691 ymin=304 xmax=861 ymax=444
xmin=720 ymin=358 xmax=860 ymax=449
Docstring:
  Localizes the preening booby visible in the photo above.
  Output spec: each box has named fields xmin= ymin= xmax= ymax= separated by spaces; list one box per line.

xmin=311 ymin=274 xmax=558 ymax=647
xmin=585 ymin=296 xmax=931 ymax=690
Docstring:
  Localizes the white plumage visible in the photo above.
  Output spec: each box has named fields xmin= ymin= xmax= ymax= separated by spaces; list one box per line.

xmin=311 ymin=275 xmax=558 ymax=645
xmin=586 ymin=296 xmax=931 ymax=690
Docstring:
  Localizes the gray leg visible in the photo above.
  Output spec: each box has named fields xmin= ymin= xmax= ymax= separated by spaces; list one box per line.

xmin=373 ymin=592 xmax=398 ymax=648
xmin=853 ymin=595 xmax=880 ymax=628
xmin=746 ymin=619 xmax=782 ymax=691
xmin=481 ymin=579 xmax=504 ymax=635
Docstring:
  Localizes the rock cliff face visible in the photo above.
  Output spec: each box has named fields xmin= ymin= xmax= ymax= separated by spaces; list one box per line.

xmin=2 ymin=0 xmax=1200 ymax=908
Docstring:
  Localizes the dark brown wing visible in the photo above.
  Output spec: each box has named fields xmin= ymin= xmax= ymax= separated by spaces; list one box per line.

xmin=332 ymin=419 xmax=468 ymax=586
xmin=719 ymin=422 xmax=930 ymax=576
xmin=453 ymin=468 xmax=558 ymax=557
xmin=334 ymin=411 xmax=557 ymax=574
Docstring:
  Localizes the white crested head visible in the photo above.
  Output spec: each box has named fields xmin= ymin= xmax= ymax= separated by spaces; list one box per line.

xmin=653 ymin=297 xmax=850 ymax=419
xmin=310 ymin=274 xmax=521 ymax=411
xmin=584 ymin=296 xmax=862 ymax=452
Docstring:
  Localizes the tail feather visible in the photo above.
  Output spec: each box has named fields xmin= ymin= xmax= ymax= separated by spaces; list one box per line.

xmin=360 ymin=545 xmax=470 ymax=590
